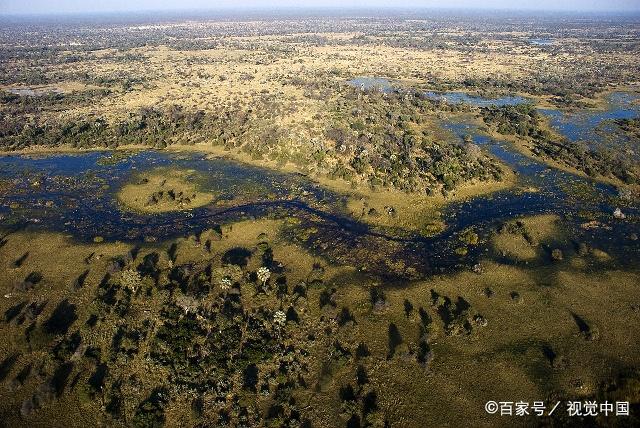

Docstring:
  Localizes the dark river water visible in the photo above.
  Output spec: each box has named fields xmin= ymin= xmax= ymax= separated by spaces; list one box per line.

xmin=1 ymin=85 xmax=639 ymax=278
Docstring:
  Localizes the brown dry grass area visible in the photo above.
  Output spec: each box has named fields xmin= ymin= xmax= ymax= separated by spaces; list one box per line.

xmin=51 ymin=41 xmax=541 ymax=120
xmin=339 ymin=167 xmax=516 ymax=236
xmin=492 ymin=214 xmax=565 ymax=262
xmin=117 ymin=168 xmax=214 ymax=213
xmin=14 ymin=26 xmax=636 ymax=140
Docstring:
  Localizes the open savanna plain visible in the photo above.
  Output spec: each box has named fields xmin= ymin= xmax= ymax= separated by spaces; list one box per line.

xmin=1 ymin=10 xmax=639 ymax=427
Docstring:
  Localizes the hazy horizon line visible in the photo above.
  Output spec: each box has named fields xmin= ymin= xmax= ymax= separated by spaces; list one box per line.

xmin=2 ymin=5 xmax=640 ymax=17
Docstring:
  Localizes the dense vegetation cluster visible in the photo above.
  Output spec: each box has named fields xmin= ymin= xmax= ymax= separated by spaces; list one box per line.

xmin=616 ymin=117 xmax=640 ymax=141
xmin=3 ymin=12 xmax=639 ymax=195
xmin=321 ymin=88 xmax=503 ymax=192
xmin=481 ymin=104 xmax=639 ymax=184
xmin=1 ymin=10 xmax=640 ymax=428
xmin=0 ymin=85 xmax=504 ymax=195
xmin=1 ymin=231 xmax=413 ymax=426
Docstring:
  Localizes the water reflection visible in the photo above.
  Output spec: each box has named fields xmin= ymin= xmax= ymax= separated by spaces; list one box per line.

xmin=425 ymin=91 xmax=527 ymax=107
xmin=539 ymin=92 xmax=640 ymax=147
xmin=1 ymin=144 xmax=637 ymax=278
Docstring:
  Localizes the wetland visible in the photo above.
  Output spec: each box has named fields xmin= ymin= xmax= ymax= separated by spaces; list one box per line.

xmin=0 ymin=8 xmax=639 ymax=428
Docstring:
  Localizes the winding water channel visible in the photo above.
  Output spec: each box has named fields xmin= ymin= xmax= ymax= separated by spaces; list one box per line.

xmin=1 ymin=84 xmax=638 ymax=278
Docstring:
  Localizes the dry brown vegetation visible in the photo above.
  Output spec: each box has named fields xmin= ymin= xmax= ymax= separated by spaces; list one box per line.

xmin=1 ymin=10 xmax=640 ymax=427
